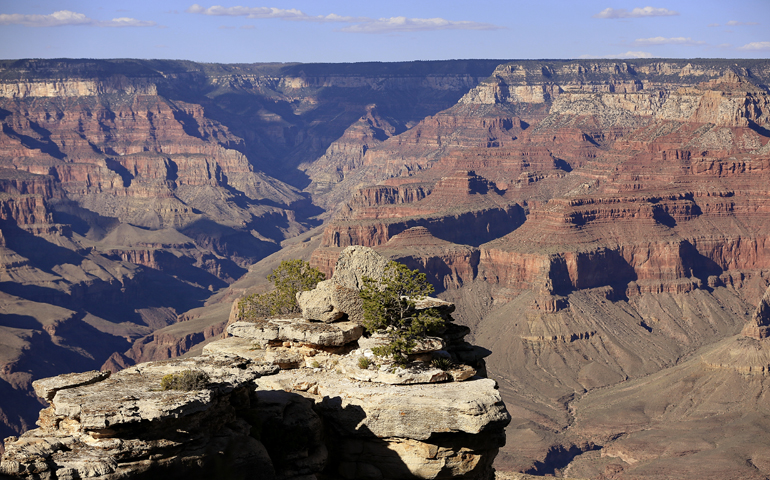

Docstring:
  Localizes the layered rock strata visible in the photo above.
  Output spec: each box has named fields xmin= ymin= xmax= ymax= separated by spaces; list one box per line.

xmin=307 ymin=61 xmax=770 ymax=476
xmin=2 ymin=247 xmax=510 ymax=480
xmin=0 ymin=58 xmax=503 ymax=443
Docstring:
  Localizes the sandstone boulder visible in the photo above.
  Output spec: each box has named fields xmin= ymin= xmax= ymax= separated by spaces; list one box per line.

xmin=297 ymin=280 xmax=362 ymax=323
xmin=298 ymin=245 xmax=459 ymax=328
xmin=51 ymin=355 xmax=271 ymax=431
xmin=331 ymin=245 xmax=390 ymax=291
xmin=227 ymin=319 xmax=363 ymax=347
xmin=1 ymin=353 xmax=283 ymax=480
xmin=298 ymin=245 xmax=388 ymax=324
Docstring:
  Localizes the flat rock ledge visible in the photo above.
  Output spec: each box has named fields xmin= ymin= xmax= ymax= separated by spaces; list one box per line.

xmin=1 ymin=353 xmax=280 ymax=480
xmin=227 ymin=318 xmax=363 ymax=347
xmin=2 ymin=352 xmax=510 ymax=480
xmin=258 ymin=369 xmax=509 ymax=440
xmin=257 ymin=369 xmax=510 ymax=480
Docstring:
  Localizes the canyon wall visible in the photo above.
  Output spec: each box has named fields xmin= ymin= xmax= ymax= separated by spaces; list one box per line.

xmin=0 ymin=58 xmax=502 ymax=446
xmin=310 ymin=59 xmax=770 ymax=477
xmin=2 ymin=57 xmax=770 ymax=478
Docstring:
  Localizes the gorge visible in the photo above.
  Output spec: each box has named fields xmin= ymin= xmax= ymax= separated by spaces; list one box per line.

xmin=1 ymin=57 xmax=770 ymax=479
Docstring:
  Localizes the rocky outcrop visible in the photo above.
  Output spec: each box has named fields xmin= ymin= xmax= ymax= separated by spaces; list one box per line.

xmin=0 ymin=355 xmax=283 ymax=480
xmin=298 ymin=245 xmax=389 ymax=323
xmin=2 ymin=247 xmax=510 ymax=479
xmin=742 ymin=284 xmax=770 ymax=340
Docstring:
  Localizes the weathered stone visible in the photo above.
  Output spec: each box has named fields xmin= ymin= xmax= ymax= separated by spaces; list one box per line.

xmin=202 ymin=337 xmax=280 ymax=369
xmin=298 ymin=246 xmax=388 ymax=324
xmin=227 ymin=318 xmax=282 ymax=343
xmin=448 ymin=364 xmax=477 ymax=382
xmin=298 ymin=246 xmax=459 ymax=329
xmin=253 ymin=390 xmax=328 ymax=478
xmin=298 ymin=279 xmax=367 ymax=324
xmin=281 ymin=320 xmax=363 ymax=346
xmin=50 ymin=355 xmax=267 ymax=431
xmin=357 ymin=332 xmax=391 ymax=350
xmin=32 ymin=370 xmax=111 ymax=404
xmin=443 ymin=323 xmax=471 ymax=343
xmin=228 ymin=319 xmax=363 ymax=347
xmin=257 ymin=370 xmax=510 ymax=441
xmin=412 ymin=296 xmax=456 ymax=316
xmin=264 ymin=347 xmax=305 ymax=370
xmin=1 ymin=353 xmax=285 ymax=480
xmin=336 ymin=435 xmax=499 ymax=480
xmin=339 ymin=352 xmax=450 ymax=385
xmin=296 ymin=280 xmax=346 ymax=322
xmin=332 ymin=245 xmax=390 ymax=291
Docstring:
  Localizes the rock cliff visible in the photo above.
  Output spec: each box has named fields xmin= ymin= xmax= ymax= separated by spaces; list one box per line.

xmin=1 ymin=247 xmax=509 ymax=480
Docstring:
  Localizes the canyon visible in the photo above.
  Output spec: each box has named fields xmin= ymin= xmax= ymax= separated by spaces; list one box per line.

xmin=1 ymin=57 xmax=770 ymax=479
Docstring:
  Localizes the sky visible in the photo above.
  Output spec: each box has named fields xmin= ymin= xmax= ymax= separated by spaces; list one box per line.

xmin=0 ymin=0 xmax=768 ymax=63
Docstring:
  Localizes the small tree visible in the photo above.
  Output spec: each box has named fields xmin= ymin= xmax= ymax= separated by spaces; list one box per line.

xmin=238 ymin=259 xmax=325 ymax=319
xmin=359 ymin=261 xmax=445 ymax=366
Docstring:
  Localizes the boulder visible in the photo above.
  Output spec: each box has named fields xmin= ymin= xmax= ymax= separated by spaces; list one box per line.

xmin=227 ymin=319 xmax=363 ymax=347
xmin=297 ymin=280 xmax=362 ymax=323
xmin=0 ymin=353 xmax=282 ymax=480
xmin=298 ymin=245 xmax=459 ymax=328
xmin=50 ymin=355 xmax=270 ymax=431
xmin=202 ymin=337 xmax=277 ymax=366
xmin=412 ymin=296 xmax=456 ymax=317
xmin=298 ymin=245 xmax=389 ymax=324
xmin=331 ymin=245 xmax=390 ymax=291
xmin=336 ymin=435 xmax=500 ymax=480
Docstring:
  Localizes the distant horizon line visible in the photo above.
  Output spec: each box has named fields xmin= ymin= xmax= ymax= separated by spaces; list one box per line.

xmin=1 ymin=56 xmax=770 ymax=65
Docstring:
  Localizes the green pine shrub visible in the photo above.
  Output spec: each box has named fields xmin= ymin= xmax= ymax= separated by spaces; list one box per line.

xmin=360 ymin=261 xmax=445 ymax=366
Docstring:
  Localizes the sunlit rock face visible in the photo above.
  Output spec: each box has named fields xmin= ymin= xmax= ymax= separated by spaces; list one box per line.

xmin=2 ymin=245 xmax=510 ymax=480
xmin=3 ymin=57 xmax=770 ymax=479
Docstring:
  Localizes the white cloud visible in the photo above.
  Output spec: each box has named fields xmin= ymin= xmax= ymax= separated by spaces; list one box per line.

xmin=186 ymin=4 xmax=501 ymax=32
xmin=593 ymin=6 xmax=679 ymax=19
xmin=339 ymin=16 xmax=501 ymax=33
xmin=739 ymin=41 xmax=770 ymax=50
xmin=727 ymin=20 xmax=759 ymax=26
xmin=186 ymin=4 xmax=306 ymax=19
xmin=579 ymin=51 xmax=654 ymax=59
xmin=101 ymin=17 xmax=156 ymax=27
xmin=632 ymin=36 xmax=705 ymax=46
xmin=0 ymin=10 xmax=156 ymax=27
xmin=707 ymin=23 xmax=720 ymax=27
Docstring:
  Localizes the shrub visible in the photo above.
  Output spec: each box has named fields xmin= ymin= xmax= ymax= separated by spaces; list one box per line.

xmin=358 ymin=357 xmax=371 ymax=369
xmin=431 ymin=357 xmax=453 ymax=371
xmin=160 ymin=370 xmax=210 ymax=391
xmin=360 ymin=261 xmax=445 ymax=366
xmin=238 ymin=259 xmax=325 ymax=320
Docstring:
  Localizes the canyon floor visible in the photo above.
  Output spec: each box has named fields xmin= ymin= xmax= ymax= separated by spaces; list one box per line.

xmin=1 ymin=58 xmax=770 ymax=479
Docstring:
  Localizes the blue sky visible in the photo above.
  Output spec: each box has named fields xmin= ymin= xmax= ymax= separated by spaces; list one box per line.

xmin=0 ymin=0 xmax=768 ymax=63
